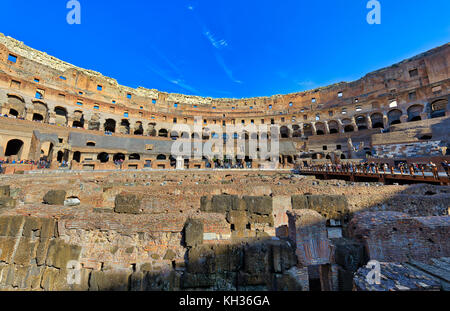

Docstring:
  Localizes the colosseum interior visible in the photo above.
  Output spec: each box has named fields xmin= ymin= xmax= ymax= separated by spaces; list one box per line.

xmin=0 ymin=32 xmax=449 ymax=292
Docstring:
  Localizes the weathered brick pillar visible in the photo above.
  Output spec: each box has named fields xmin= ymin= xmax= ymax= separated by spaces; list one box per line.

xmin=287 ymin=209 xmax=334 ymax=267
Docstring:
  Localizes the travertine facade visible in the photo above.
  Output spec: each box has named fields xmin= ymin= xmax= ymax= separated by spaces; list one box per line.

xmin=0 ymin=33 xmax=448 ymax=170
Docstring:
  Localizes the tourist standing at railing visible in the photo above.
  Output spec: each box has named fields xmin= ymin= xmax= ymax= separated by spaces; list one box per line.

xmin=429 ymin=161 xmax=439 ymax=179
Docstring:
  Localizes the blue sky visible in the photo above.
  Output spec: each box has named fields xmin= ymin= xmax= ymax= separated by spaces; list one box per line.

xmin=0 ymin=0 xmax=449 ymax=98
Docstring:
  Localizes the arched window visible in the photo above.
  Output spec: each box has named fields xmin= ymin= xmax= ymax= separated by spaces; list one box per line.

xmin=5 ymin=139 xmax=24 ymax=157
xmin=104 ymin=119 xmax=116 ymax=133
xmin=129 ymin=153 xmax=140 ymax=160
xmin=388 ymin=109 xmax=402 ymax=125
xmin=407 ymin=105 xmax=423 ymax=122
xmin=97 ymin=152 xmax=109 ymax=163
xmin=158 ymin=129 xmax=168 ymax=137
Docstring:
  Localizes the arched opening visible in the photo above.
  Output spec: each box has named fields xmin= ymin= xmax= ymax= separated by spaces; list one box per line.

xmin=32 ymin=113 xmax=44 ymax=122
xmin=328 ymin=121 xmax=339 ymax=134
xmin=5 ymin=139 xmax=24 ymax=157
xmin=7 ymin=95 xmax=25 ymax=117
xmin=430 ymin=99 xmax=447 ymax=118
xmin=73 ymin=151 xmax=81 ymax=163
xmin=97 ymin=152 xmax=109 ymax=163
xmin=181 ymin=132 xmax=190 ymax=139
xmin=147 ymin=123 xmax=157 ymax=136
xmin=57 ymin=151 xmax=64 ymax=163
xmin=280 ymin=126 xmax=290 ymax=138
xmin=104 ymin=119 xmax=116 ymax=133
xmin=113 ymin=153 xmax=125 ymax=162
xmin=388 ymin=109 xmax=402 ymax=126
xmin=371 ymin=113 xmax=384 ymax=129
xmin=120 ymin=119 xmax=130 ymax=135
xmin=157 ymin=154 xmax=167 ymax=160
xmin=340 ymin=154 xmax=346 ymax=159
xmin=292 ymin=125 xmax=302 ymax=137
xmin=72 ymin=111 xmax=84 ymax=128
xmin=344 ymin=125 xmax=354 ymax=133
xmin=54 ymin=107 xmax=68 ymax=126
xmin=315 ymin=123 xmax=326 ymax=135
xmin=303 ymin=124 xmax=313 ymax=137
xmin=407 ymin=105 xmax=423 ymax=122
xmin=134 ymin=122 xmax=143 ymax=135
xmin=355 ymin=116 xmax=368 ymax=131
xmin=86 ymin=142 xmax=96 ymax=147
xmin=129 ymin=153 xmax=140 ymax=160
xmin=8 ymin=109 xmax=19 ymax=117
xmin=72 ymin=120 xmax=84 ymax=128
xmin=158 ymin=129 xmax=168 ymax=138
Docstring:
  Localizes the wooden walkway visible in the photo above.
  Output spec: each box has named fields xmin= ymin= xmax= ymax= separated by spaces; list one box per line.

xmin=299 ymin=170 xmax=450 ymax=186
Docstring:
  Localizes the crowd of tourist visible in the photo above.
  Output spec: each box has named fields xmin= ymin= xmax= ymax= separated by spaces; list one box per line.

xmin=300 ymin=160 xmax=449 ymax=178
xmin=0 ymin=158 xmax=52 ymax=173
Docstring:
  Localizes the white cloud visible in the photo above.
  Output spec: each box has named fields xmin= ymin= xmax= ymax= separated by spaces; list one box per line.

xmin=203 ymin=30 xmax=228 ymax=49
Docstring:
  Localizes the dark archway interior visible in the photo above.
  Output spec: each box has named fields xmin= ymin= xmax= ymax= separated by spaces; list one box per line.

xmin=5 ymin=139 xmax=24 ymax=157
xmin=97 ymin=152 xmax=109 ymax=163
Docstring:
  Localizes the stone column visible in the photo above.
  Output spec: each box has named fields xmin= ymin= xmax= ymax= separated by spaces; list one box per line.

xmin=351 ymin=117 xmax=358 ymax=132
xmin=324 ymin=121 xmax=330 ymax=134
xmin=311 ymin=122 xmax=317 ymax=136
xmin=366 ymin=114 xmax=372 ymax=129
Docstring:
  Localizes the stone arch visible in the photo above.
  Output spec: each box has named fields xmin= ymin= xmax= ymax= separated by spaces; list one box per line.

xmin=157 ymin=154 xmax=167 ymax=160
xmin=5 ymin=139 xmax=24 ymax=158
xmin=303 ymin=124 xmax=313 ymax=137
xmin=72 ymin=110 xmax=85 ymax=128
xmin=147 ymin=123 xmax=157 ymax=136
xmin=32 ymin=113 xmax=44 ymax=122
xmin=388 ymin=109 xmax=402 ymax=125
xmin=113 ymin=153 xmax=125 ymax=162
xmin=104 ymin=119 xmax=116 ymax=133
xmin=280 ymin=126 xmax=291 ymax=138
xmin=430 ymin=99 xmax=447 ymax=118
xmin=97 ymin=152 xmax=109 ymax=163
xmin=129 ymin=153 xmax=140 ymax=160
xmin=120 ymin=119 xmax=130 ymax=135
xmin=32 ymin=101 xmax=48 ymax=121
xmin=134 ymin=121 xmax=144 ymax=135
xmin=54 ymin=106 xmax=68 ymax=126
xmin=315 ymin=122 xmax=326 ymax=135
xmin=73 ymin=151 xmax=81 ymax=163
xmin=158 ymin=128 xmax=168 ymax=138
xmin=8 ymin=109 xmax=19 ymax=117
xmin=355 ymin=115 xmax=368 ymax=130
xmin=328 ymin=120 xmax=340 ymax=134
xmin=370 ymin=113 xmax=384 ymax=129
xmin=407 ymin=104 xmax=424 ymax=122
xmin=292 ymin=125 xmax=302 ymax=137
xmin=6 ymin=94 xmax=26 ymax=117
